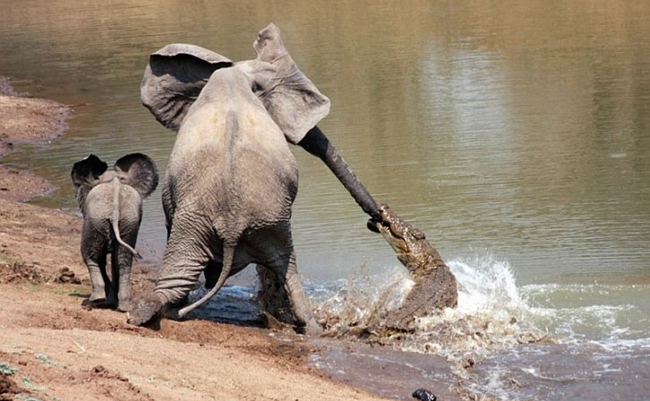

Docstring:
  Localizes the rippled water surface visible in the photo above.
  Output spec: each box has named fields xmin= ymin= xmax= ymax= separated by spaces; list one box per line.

xmin=2 ymin=1 xmax=649 ymax=399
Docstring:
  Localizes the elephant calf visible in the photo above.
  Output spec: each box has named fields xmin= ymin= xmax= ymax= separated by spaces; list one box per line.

xmin=71 ymin=153 xmax=158 ymax=311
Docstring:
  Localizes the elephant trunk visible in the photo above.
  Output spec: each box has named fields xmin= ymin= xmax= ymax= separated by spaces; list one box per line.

xmin=298 ymin=126 xmax=380 ymax=220
xmin=177 ymin=244 xmax=235 ymax=317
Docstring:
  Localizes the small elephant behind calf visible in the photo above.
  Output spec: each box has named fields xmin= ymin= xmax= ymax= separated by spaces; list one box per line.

xmin=71 ymin=153 xmax=158 ymax=311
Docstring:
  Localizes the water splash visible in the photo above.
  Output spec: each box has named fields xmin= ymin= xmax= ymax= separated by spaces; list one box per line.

xmin=309 ymin=252 xmax=650 ymax=401
xmin=403 ymin=253 xmax=550 ymax=363
xmin=310 ymin=263 xmax=415 ymax=331
xmin=450 ymin=253 xmax=524 ymax=317
xmin=312 ymin=252 xmax=549 ymax=360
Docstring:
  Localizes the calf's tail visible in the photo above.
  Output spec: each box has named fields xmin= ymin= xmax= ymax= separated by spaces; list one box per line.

xmin=110 ymin=180 xmax=141 ymax=259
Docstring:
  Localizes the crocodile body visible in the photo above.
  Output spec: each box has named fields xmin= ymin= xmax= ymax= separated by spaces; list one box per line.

xmin=372 ymin=204 xmax=458 ymax=331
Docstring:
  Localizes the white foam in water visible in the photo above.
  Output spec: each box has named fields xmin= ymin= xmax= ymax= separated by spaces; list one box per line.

xmin=403 ymin=252 xmax=552 ymax=363
xmin=315 ymin=251 xmax=647 ymax=357
xmin=312 ymin=252 xmax=550 ymax=361
xmin=449 ymin=253 xmax=525 ymax=317
xmin=310 ymin=263 xmax=415 ymax=328
xmin=312 ymin=251 xmax=649 ymax=350
xmin=311 ymin=252 xmax=650 ymax=400
xmin=520 ymin=282 xmax=650 ymax=344
xmin=441 ymin=253 xmax=648 ymax=347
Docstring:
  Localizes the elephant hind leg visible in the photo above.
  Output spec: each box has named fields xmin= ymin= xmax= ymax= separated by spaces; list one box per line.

xmin=154 ymin=220 xmax=214 ymax=307
xmin=86 ymin=258 xmax=109 ymax=303
xmin=256 ymin=263 xmax=293 ymax=324
xmin=81 ymin=225 xmax=111 ymax=305
xmin=115 ymin=220 xmax=140 ymax=312
xmin=259 ymin=247 xmax=321 ymax=335
xmin=113 ymin=242 xmax=136 ymax=312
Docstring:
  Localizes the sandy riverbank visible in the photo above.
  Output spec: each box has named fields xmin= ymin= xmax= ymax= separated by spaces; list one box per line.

xmin=0 ymin=78 xmax=398 ymax=401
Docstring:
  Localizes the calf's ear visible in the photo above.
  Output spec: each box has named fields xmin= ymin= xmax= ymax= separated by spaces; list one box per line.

xmin=114 ymin=153 xmax=159 ymax=199
xmin=71 ymin=154 xmax=108 ymax=191
xmin=71 ymin=154 xmax=108 ymax=207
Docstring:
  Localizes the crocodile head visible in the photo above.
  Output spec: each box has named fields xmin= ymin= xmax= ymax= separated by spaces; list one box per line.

xmin=369 ymin=204 xmax=430 ymax=270
xmin=369 ymin=204 xmax=459 ymax=327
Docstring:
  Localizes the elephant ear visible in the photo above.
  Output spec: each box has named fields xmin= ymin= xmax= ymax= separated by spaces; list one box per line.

xmin=114 ymin=153 xmax=159 ymax=199
xmin=252 ymin=23 xmax=330 ymax=144
xmin=71 ymin=154 xmax=108 ymax=207
xmin=141 ymin=44 xmax=233 ymax=131
xmin=71 ymin=154 xmax=108 ymax=191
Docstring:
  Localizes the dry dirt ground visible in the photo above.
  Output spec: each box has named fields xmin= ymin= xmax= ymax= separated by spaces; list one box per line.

xmin=0 ymin=78 xmax=391 ymax=401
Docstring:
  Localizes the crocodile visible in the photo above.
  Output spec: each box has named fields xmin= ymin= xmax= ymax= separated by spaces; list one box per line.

xmin=369 ymin=204 xmax=458 ymax=331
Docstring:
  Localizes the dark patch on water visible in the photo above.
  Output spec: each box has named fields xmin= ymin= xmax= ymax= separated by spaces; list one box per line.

xmin=311 ymin=338 xmax=463 ymax=401
xmin=184 ymin=284 xmax=264 ymax=328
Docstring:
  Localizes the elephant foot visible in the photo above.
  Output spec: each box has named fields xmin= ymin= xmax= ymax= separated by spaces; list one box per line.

xmin=89 ymin=290 xmax=106 ymax=303
xmin=161 ymin=297 xmax=189 ymax=321
xmin=82 ymin=298 xmax=113 ymax=310
xmin=303 ymin=318 xmax=324 ymax=336
xmin=260 ymin=311 xmax=294 ymax=333
xmin=126 ymin=294 xmax=163 ymax=326
xmin=260 ymin=311 xmax=323 ymax=336
xmin=117 ymin=300 xmax=135 ymax=313
xmin=86 ymin=288 xmax=111 ymax=308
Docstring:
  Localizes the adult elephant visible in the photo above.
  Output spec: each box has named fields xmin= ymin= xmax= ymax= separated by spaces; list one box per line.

xmin=127 ymin=24 xmax=378 ymax=333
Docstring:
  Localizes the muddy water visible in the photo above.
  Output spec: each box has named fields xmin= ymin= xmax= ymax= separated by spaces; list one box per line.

xmin=1 ymin=1 xmax=650 ymax=399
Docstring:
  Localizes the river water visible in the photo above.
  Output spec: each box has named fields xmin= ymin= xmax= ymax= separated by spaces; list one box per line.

xmin=1 ymin=1 xmax=649 ymax=399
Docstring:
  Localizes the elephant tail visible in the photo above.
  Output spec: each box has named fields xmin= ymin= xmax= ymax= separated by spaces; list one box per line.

xmin=177 ymin=244 xmax=235 ymax=318
xmin=110 ymin=179 xmax=142 ymax=259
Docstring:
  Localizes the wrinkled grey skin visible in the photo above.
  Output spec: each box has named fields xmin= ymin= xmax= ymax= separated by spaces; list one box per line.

xmin=127 ymin=24 xmax=336 ymax=333
xmin=71 ymin=153 xmax=158 ymax=311
xmin=128 ymin=24 xmax=383 ymax=333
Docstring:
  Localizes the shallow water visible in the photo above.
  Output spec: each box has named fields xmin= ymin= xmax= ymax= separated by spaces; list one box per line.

xmin=188 ymin=254 xmax=650 ymax=400
xmin=2 ymin=0 xmax=650 ymax=399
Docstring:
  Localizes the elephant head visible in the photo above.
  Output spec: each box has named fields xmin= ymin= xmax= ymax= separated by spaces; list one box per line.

xmin=142 ymin=24 xmax=328 ymax=143
xmin=140 ymin=23 xmax=378 ymax=218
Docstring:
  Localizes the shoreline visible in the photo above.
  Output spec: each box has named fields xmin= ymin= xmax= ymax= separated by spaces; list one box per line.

xmin=0 ymin=77 xmax=83 ymax=275
xmin=0 ymin=77 xmax=70 ymax=202
xmin=0 ymin=78 xmax=400 ymax=401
